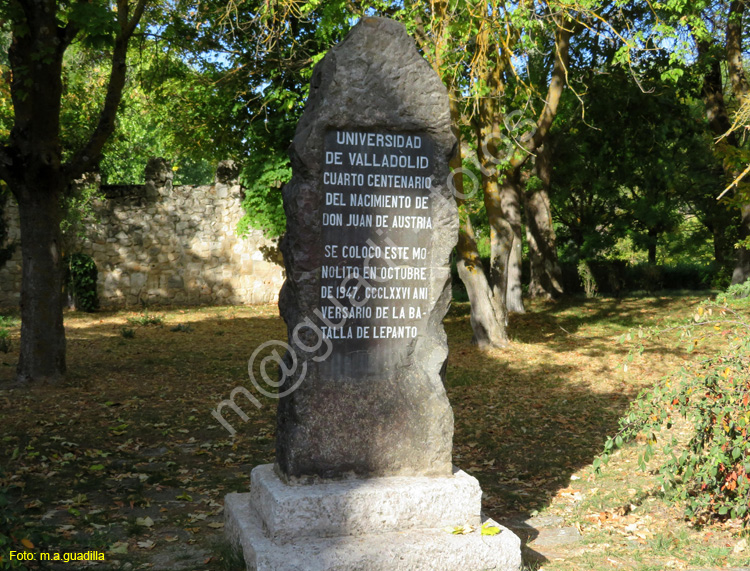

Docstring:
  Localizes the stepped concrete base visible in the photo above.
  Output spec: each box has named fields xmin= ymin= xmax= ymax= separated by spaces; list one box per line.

xmin=224 ymin=464 xmax=521 ymax=570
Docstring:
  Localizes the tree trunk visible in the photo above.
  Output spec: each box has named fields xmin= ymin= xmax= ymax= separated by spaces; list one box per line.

xmin=475 ymin=119 xmax=517 ymax=323
xmin=1 ymin=0 xmax=146 ymax=386
xmin=500 ymin=20 xmax=572 ymax=310
xmin=500 ymin=172 xmax=525 ymax=313
xmin=726 ymin=1 xmax=750 ymax=285
xmin=447 ymin=94 xmax=508 ymax=348
xmin=480 ymin=172 xmax=517 ymax=320
xmin=525 ymin=144 xmax=563 ymax=299
xmin=456 ymin=218 xmax=508 ymax=348
xmin=732 ymin=204 xmax=750 ymax=284
xmin=14 ymin=181 xmax=67 ymax=384
xmin=694 ymin=3 xmax=750 ymax=284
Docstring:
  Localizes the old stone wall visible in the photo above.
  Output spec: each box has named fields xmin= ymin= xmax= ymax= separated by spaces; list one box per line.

xmin=0 ymin=161 xmax=284 ymax=308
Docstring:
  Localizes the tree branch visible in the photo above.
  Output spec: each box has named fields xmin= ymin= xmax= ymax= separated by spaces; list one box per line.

xmin=506 ymin=17 xmax=573 ymax=171
xmin=531 ymin=23 xmax=572 ymax=151
xmin=65 ymin=0 xmax=148 ymax=180
xmin=726 ymin=0 xmax=749 ymax=102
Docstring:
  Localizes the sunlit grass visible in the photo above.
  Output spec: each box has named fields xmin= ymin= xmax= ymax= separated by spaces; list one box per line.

xmin=0 ymin=295 xmax=747 ymax=569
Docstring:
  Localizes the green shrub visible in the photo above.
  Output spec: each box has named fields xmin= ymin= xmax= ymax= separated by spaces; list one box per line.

xmin=639 ymin=263 xmax=663 ymax=293
xmin=67 ymin=253 xmax=99 ymax=312
xmin=577 ymin=260 xmax=598 ymax=298
xmin=126 ymin=311 xmax=163 ymax=327
xmin=120 ymin=327 xmax=136 ymax=339
xmin=0 ymin=328 xmax=10 ymax=353
xmin=597 ymin=279 xmax=750 ymax=526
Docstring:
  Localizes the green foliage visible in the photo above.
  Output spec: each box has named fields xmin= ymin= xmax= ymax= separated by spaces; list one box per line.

xmin=61 ymin=175 xmax=102 ymax=243
xmin=577 ymin=260 xmax=598 ymax=298
xmin=66 ymin=253 xmax=99 ymax=313
xmin=598 ymin=281 xmax=750 ymax=526
xmin=237 ymin=153 xmax=290 ymax=238
xmin=120 ymin=327 xmax=135 ymax=339
xmin=551 ymin=61 xmax=730 ymax=265
xmin=99 ymin=43 xmax=229 ymax=185
xmin=126 ymin=311 xmax=163 ymax=327
xmin=0 ymin=327 xmax=9 ymax=353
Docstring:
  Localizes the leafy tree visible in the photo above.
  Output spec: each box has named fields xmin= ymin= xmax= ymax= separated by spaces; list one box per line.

xmin=551 ymin=59 xmax=732 ymax=267
xmin=645 ymin=0 xmax=750 ymax=283
xmin=0 ymin=0 xmax=148 ymax=385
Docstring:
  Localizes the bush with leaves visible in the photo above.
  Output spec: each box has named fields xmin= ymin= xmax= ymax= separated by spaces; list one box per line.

xmin=577 ymin=260 xmax=598 ymax=298
xmin=66 ymin=253 xmax=99 ymax=312
xmin=597 ymin=279 xmax=750 ymax=527
xmin=0 ymin=327 xmax=9 ymax=353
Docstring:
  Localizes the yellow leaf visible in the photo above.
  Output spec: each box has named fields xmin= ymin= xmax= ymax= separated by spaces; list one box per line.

xmin=481 ymin=522 xmax=501 ymax=536
xmin=21 ymin=538 xmax=34 ymax=549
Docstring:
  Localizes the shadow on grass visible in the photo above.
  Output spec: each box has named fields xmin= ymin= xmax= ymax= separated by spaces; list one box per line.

xmin=444 ymin=295 xmax=706 ymax=563
xmin=0 ymin=297 xmax=698 ymax=567
xmin=0 ymin=309 xmax=284 ymax=571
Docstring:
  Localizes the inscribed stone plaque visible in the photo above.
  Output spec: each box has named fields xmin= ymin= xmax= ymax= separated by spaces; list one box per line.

xmin=276 ymin=17 xmax=458 ymax=480
xmin=318 ymin=129 xmax=435 ymax=378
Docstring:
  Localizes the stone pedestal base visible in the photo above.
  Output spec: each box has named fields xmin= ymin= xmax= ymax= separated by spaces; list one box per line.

xmin=224 ymin=464 xmax=521 ymax=570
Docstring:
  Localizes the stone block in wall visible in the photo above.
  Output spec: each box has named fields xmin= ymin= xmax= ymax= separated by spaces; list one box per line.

xmin=168 ymin=275 xmax=184 ymax=290
xmin=130 ymin=272 xmax=147 ymax=291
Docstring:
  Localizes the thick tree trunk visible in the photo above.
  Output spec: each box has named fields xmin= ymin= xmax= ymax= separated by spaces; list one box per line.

xmin=499 ymin=21 xmax=572 ymax=310
xmin=525 ymin=144 xmax=563 ymax=299
xmin=485 ymin=184 xmax=515 ymax=321
xmin=14 ymin=182 xmax=66 ymax=384
xmin=499 ymin=173 xmax=525 ymax=313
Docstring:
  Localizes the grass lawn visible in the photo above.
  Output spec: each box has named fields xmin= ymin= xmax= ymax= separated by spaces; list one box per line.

xmin=0 ymin=294 xmax=748 ymax=570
